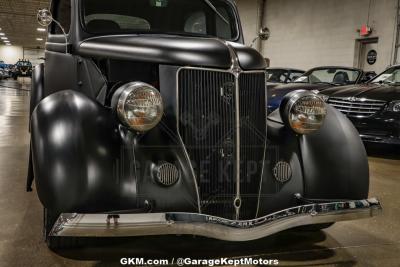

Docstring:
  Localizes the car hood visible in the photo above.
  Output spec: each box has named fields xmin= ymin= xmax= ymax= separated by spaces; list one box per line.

xmin=77 ymin=35 xmax=266 ymax=70
xmin=321 ymin=83 xmax=400 ymax=102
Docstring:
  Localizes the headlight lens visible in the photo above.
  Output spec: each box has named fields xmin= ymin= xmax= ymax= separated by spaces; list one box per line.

xmin=114 ymin=82 xmax=163 ymax=132
xmin=389 ymin=101 xmax=400 ymax=112
xmin=280 ymin=91 xmax=327 ymax=134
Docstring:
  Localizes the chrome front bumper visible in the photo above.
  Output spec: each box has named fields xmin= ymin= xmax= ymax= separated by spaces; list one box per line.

xmin=50 ymin=198 xmax=381 ymax=242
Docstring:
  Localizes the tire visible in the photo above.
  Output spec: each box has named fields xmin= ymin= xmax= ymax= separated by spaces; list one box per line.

xmin=295 ymin=223 xmax=335 ymax=232
xmin=44 ymin=208 xmax=86 ymax=250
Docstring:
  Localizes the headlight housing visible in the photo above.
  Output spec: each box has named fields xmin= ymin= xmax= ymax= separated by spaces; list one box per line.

xmin=112 ymin=82 xmax=164 ymax=132
xmin=388 ymin=101 xmax=400 ymax=112
xmin=280 ymin=90 xmax=327 ymax=134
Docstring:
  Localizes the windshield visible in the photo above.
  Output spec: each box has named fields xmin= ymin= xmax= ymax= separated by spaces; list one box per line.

xmin=371 ymin=67 xmax=400 ymax=85
xmin=82 ymin=0 xmax=238 ymax=40
xmin=295 ymin=68 xmax=361 ymax=85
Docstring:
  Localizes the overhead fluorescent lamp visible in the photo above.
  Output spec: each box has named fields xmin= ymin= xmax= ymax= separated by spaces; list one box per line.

xmin=37 ymin=28 xmax=46 ymax=32
xmin=1 ymin=37 xmax=8 ymax=40
xmin=4 ymin=40 xmax=10 ymax=43
xmin=36 ymin=38 xmax=44 ymax=41
xmin=0 ymin=33 xmax=5 ymax=36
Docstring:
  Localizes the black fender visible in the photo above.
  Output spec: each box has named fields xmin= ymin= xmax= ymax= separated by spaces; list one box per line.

xmin=300 ymin=105 xmax=369 ymax=200
xmin=31 ymin=90 xmax=199 ymax=213
xmin=258 ymin=105 xmax=369 ymax=216
xmin=31 ymin=90 xmax=122 ymax=212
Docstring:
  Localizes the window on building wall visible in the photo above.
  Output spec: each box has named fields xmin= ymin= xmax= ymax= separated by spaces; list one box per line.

xmin=52 ymin=0 xmax=72 ymax=34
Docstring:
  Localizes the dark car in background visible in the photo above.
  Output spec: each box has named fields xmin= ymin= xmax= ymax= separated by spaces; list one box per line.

xmin=322 ymin=65 xmax=400 ymax=145
xmin=267 ymin=66 xmax=364 ymax=113
xmin=266 ymin=68 xmax=305 ymax=89
xmin=11 ymin=60 xmax=33 ymax=80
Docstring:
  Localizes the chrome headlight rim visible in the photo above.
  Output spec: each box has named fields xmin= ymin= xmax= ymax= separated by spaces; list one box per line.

xmin=388 ymin=100 xmax=400 ymax=112
xmin=280 ymin=90 xmax=327 ymax=135
xmin=112 ymin=82 xmax=164 ymax=132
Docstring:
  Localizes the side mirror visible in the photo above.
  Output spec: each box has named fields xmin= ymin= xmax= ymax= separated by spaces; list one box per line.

xmin=37 ymin=8 xmax=69 ymax=53
xmin=250 ymin=27 xmax=270 ymax=48
xmin=258 ymin=27 xmax=270 ymax=41
xmin=37 ymin=8 xmax=53 ymax=27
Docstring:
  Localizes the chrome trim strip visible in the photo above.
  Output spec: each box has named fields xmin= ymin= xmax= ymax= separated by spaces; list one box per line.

xmin=256 ymin=70 xmax=268 ymax=218
xmin=226 ymin=44 xmax=242 ymax=220
xmin=50 ymin=198 xmax=382 ymax=241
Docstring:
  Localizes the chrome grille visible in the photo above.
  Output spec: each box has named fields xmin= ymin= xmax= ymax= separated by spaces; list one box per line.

xmin=178 ymin=68 xmax=266 ymax=220
xmin=327 ymin=97 xmax=386 ymax=117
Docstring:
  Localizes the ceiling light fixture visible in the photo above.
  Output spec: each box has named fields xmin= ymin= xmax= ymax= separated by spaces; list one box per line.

xmin=4 ymin=40 xmax=10 ymax=43
xmin=1 ymin=37 xmax=8 ymax=40
xmin=37 ymin=28 xmax=46 ymax=32
xmin=36 ymin=38 xmax=44 ymax=41
xmin=0 ymin=33 xmax=5 ymax=36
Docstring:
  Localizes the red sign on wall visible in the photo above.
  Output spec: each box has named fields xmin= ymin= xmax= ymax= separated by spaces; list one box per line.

xmin=360 ymin=24 xmax=372 ymax=36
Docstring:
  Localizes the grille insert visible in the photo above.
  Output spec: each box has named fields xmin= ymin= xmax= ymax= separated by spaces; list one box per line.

xmin=155 ymin=163 xmax=180 ymax=186
xmin=327 ymin=97 xmax=386 ymax=117
xmin=178 ymin=68 xmax=266 ymax=220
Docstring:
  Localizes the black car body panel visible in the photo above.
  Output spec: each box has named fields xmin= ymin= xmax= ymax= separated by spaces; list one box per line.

xmin=78 ymin=35 xmax=265 ymax=71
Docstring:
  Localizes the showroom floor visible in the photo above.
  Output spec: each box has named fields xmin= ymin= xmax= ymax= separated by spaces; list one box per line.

xmin=0 ymin=79 xmax=399 ymax=267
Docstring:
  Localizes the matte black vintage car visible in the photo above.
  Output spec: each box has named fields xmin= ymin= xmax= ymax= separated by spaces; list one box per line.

xmin=267 ymin=66 xmax=365 ymax=113
xmin=27 ymin=0 xmax=381 ymax=250
xmin=321 ymin=65 xmax=400 ymax=145
xmin=11 ymin=60 xmax=33 ymax=80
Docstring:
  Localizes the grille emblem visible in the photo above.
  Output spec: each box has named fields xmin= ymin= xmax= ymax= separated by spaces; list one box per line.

xmin=273 ymin=161 xmax=292 ymax=183
xmin=154 ymin=163 xmax=180 ymax=186
xmin=348 ymin=97 xmax=358 ymax=102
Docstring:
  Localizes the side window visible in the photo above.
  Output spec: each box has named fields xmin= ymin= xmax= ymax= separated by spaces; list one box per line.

xmin=53 ymin=0 xmax=71 ymax=34
xmin=184 ymin=12 xmax=206 ymax=35
xmin=216 ymin=7 xmax=232 ymax=39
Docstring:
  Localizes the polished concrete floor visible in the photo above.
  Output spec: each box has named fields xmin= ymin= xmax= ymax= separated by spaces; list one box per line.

xmin=0 ymin=79 xmax=399 ymax=266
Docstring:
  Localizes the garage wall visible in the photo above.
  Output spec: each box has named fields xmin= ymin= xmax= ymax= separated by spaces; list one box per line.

xmin=237 ymin=0 xmax=398 ymax=74
xmin=0 ymin=45 xmax=23 ymax=64
xmin=236 ymin=0 xmax=260 ymax=46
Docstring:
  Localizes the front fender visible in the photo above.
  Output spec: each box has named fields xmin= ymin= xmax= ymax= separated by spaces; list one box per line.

xmin=300 ymin=105 xmax=369 ymax=199
xmin=31 ymin=90 xmax=123 ymax=212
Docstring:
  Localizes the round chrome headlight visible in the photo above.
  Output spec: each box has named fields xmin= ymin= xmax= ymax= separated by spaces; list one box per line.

xmin=112 ymin=82 xmax=163 ymax=132
xmin=280 ymin=90 xmax=327 ymax=134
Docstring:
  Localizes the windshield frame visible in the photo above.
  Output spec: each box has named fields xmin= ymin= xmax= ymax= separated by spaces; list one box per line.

xmin=370 ymin=66 xmax=400 ymax=85
xmin=294 ymin=67 xmax=363 ymax=85
xmin=79 ymin=0 xmax=241 ymax=41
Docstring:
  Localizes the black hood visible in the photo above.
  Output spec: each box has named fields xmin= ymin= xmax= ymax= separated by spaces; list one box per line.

xmin=322 ymin=83 xmax=400 ymax=102
xmin=77 ymin=35 xmax=266 ymax=70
